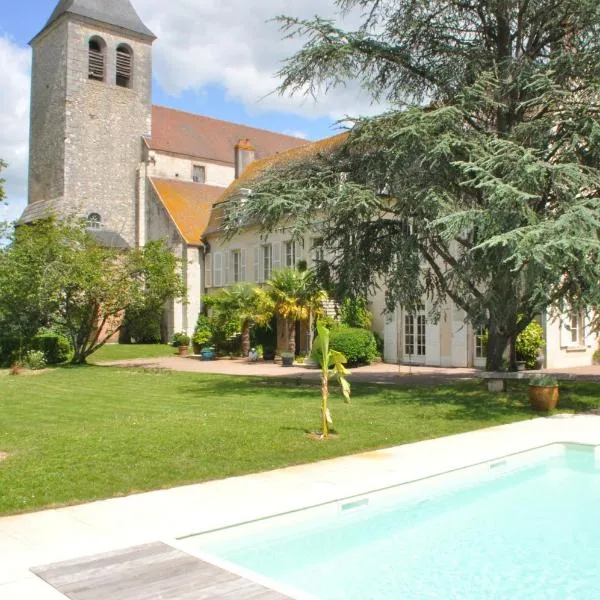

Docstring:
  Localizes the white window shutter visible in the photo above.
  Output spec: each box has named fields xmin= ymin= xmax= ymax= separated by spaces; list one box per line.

xmin=213 ymin=252 xmax=222 ymax=287
xmin=559 ymin=314 xmax=568 ymax=348
xmin=240 ymin=249 xmax=247 ymax=282
xmin=225 ymin=251 xmax=230 ymax=285
xmin=205 ymin=252 xmax=212 ymax=289
xmin=297 ymin=238 xmax=305 ymax=262
xmin=585 ymin=313 xmax=594 ymax=348
xmin=253 ymin=246 xmax=260 ymax=283
xmin=272 ymin=242 xmax=281 ymax=271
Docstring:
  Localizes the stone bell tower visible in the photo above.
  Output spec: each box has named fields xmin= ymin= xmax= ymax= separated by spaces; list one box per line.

xmin=23 ymin=0 xmax=155 ymax=246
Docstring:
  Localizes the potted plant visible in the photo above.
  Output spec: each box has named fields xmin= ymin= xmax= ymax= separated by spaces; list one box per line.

xmin=528 ymin=375 xmax=559 ymax=411
xmin=172 ymin=332 xmax=191 ymax=357
xmin=281 ymin=351 xmax=295 ymax=367
xmin=200 ymin=346 xmax=216 ymax=361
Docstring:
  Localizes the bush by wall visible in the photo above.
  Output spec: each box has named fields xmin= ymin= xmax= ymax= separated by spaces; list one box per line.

xmin=516 ymin=320 xmax=545 ymax=369
xmin=122 ymin=306 xmax=162 ymax=344
xmin=329 ymin=326 xmax=379 ymax=367
xmin=340 ymin=297 xmax=373 ymax=330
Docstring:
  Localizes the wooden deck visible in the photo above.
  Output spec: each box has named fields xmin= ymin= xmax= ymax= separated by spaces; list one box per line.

xmin=31 ymin=541 xmax=292 ymax=599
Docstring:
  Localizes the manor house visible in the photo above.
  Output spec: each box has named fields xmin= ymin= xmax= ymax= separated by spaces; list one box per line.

xmin=22 ymin=0 xmax=598 ymax=368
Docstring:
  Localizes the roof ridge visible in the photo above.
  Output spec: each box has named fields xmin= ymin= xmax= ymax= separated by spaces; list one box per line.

xmin=151 ymin=105 xmax=312 ymax=143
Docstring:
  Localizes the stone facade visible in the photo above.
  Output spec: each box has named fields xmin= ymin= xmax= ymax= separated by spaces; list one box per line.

xmin=25 ymin=14 xmax=153 ymax=247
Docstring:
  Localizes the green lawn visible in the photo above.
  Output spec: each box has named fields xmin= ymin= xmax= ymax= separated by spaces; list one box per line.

xmin=0 ymin=366 xmax=598 ymax=515
xmin=90 ymin=343 xmax=177 ymax=362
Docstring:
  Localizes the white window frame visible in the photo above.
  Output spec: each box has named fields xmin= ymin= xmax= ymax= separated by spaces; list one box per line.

xmin=567 ymin=311 xmax=585 ymax=347
xmin=404 ymin=307 xmax=426 ymax=359
xmin=285 ymin=241 xmax=296 ymax=268
xmin=262 ymin=244 xmax=272 ymax=282
xmin=232 ymin=250 xmax=241 ymax=283
xmin=192 ymin=165 xmax=206 ymax=183
xmin=311 ymin=237 xmax=324 ymax=264
xmin=474 ymin=326 xmax=487 ymax=359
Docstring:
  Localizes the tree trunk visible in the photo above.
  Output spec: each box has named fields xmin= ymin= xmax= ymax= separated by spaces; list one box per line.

xmin=70 ymin=349 xmax=88 ymax=365
xmin=485 ymin=331 xmax=510 ymax=371
xmin=241 ymin=321 xmax=250 ymax=357
xmin=321 ymin=371 xmax=329 ymax=439
xmin=288 ymin=320 xmax=296 ymax=355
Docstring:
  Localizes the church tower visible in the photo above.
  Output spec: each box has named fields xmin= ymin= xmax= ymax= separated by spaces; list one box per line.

xmin=23 ymin=0 xmax=155 ymax=246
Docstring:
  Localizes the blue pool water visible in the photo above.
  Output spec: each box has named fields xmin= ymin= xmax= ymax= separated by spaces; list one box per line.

xmin=188 ymin=445 xmax=600 ymax=599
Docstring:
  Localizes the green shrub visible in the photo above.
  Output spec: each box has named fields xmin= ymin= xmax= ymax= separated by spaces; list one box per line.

xmin=316 ymin=315 xmax=341 ymax=331
xmin=322 ymin=326 xmax=379 ymax=367
xmin=171 ymin=332 xmax=190 ymax=347
xmin=193 ymin=315 xmax=213 ymax=349
xmin=529 ymin=375 xmax=558 ymax=387
xmin=25 ymin=350 xmax=46 ymax=370
xmin=516 ymin=320 xmax=545 ymax=369
xmin=32 ymin=332 xmax=72 ymax=365
xmin=340 ymin=297 xmax=373 ymax=330
xmin=123 ymin=306 xmax=162 ymax=344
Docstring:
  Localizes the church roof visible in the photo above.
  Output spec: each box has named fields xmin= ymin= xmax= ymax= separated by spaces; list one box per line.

xmin=147 ymin=106 xmax=308 ymax=165
xmin=205 ymin=132 xmax=349 ymax=236
xmin=40 ymin=0 xmax=155 ymax=40
xmin=149 ymin=177 xmax=224 ymax=245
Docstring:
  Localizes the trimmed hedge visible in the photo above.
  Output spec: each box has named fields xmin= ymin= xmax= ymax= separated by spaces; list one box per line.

xmin=329 ymin=326 xmax=379 ymax=367
xmin=32 ymin=333 xmax=72 ymax=365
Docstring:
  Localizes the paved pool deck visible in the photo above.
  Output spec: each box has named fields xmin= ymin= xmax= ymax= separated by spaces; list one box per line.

xmin=2 ymin=414 xmax=599 ymax=599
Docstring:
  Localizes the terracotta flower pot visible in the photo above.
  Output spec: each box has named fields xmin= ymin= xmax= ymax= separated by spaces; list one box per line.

xmin=178 ymin=345 xmax=189 ymax=357
xmin=528 ymin=385 xmax=559 ymax=411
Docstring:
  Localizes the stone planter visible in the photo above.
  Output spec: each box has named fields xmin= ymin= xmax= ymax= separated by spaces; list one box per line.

xmin=528 ymin=385 xmax=559 ymax=411
xmin=178 ymin=345 xmax=189 ymax=357
xmin=516 ymin=361 xmax=526 ymax=372
xmin=281 ymin=354 xmax=294 ymax=367
xmin=200 ymin=348 xmax=216 ymax=361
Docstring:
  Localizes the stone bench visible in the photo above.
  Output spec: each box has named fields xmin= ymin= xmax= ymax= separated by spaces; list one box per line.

xmin=476 ymin=370 xmax=576 ymax=392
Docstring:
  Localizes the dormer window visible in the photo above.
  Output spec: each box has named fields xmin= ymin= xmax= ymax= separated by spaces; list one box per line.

xmin=87 ymin=213 xmax=102 ymax=229
xmin=88 ymin=37 xmax=105 ymax=81
xmin=116 ymin=44 xmax=133 ymax=88
xmin=192 ymin=165 xmax=206 ymax=183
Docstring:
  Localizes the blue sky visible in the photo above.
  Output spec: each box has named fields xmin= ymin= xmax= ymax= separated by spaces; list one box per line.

xmin=1 ymin=0 xmax=377 ymax=222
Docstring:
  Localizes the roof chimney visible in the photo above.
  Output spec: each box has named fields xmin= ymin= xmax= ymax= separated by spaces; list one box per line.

xmin=235 ymin=139 xmax=255 ymax=179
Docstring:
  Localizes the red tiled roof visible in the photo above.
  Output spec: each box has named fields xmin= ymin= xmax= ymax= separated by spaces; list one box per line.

xmin=149 ymin=177 xmax=224 ymax=245
xmin=147 ymin=106 xmax=309 ymax=164
xmin=206 ymin=132 xmax=349 ymax=235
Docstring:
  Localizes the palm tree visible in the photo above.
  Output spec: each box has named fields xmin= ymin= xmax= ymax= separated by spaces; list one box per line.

xmin=204 ymin=283 xmax=273 ymax=356
xmin=265 ymin=268 xmax=327 ymax=355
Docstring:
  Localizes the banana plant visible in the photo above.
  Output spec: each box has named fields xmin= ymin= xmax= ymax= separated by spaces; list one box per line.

xmin=311 ymin=323 xmax=351 ymax=439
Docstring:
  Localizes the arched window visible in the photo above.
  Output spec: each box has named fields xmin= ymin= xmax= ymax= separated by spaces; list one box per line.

xmin=116 ymin=44 xmax=133 ymax=88
xmin=87 ymin=213 xmax=102 ymax=229
xmin=88 ymin=37 xmax=106 ymax=81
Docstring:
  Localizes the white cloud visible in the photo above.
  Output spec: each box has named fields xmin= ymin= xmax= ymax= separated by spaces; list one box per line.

xmin=283 ymin=130 xmax=309 ymax=140
xmin=135 ymin=0 xmax=385 ymax=120
xmin=0 ymin=36 xmax=30 ymax=224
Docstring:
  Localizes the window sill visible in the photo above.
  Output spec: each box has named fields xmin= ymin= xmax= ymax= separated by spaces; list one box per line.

xmin=562 ymin=346 xmax=587 ymax=353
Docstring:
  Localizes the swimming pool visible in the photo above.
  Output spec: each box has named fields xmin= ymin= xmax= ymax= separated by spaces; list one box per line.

xmin=183 ymin=444 xmax=600 ymax=599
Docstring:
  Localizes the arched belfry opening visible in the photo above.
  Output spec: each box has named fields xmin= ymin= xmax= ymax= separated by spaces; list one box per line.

xmin=88 ymin=37 xmax=106 ymax=81
xmin=116 ymin=44 xmax=133 ymax=88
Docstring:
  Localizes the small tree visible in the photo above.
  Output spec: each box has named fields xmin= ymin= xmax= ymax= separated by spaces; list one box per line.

xmin=311 ymin=323 xmax=351 ymax=439
xmin=266 ymin=268 xmax=327 ymax=354
xmin=204 ymin=283 xmax=274 ymax=356
xmin=0 ymin=219 xmax=184 ymax=364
